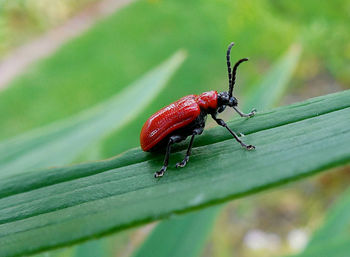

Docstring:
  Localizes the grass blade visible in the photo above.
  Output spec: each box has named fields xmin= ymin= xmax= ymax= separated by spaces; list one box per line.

xmin=132 ymin=209 xmax=220 ymax=257
xmin=0 ymin=50 xmax=186 ymax=178
xmin=287 ymin=235 xmax=350 ymax=257
xmin=288 ymin=187 xmax=350 ymax=257
xmin=0 ymin=89 xmax=348 ymax=198
xmin=0 ymin=90 xmax=349 ymax=257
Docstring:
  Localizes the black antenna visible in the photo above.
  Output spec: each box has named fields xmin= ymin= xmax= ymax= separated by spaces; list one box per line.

xmin=229 ymin=57 xmax=248 ymax=97
xmin=226 ymin=42 xmax=235 ymax=95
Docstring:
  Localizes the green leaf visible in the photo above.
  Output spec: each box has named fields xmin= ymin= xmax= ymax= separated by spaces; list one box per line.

xmin=132 ymin=208 xmax=220 ymax=257
xmin=288 ymin=235 xmax=350 ymax=257
xmin=306 ymin=188 xmax=350 ymax=247
xmin=132 ymin=43 xmax=302 ymax=257
xmin=288 ymin=187 xmax=350 ymax=257
xmin=74 ymin=239 xmax=110 ymax=257
xmin=0 ymin=50 xmax=186 ymax=178
xmin=0 ymin=90 xmax=349 ymax=257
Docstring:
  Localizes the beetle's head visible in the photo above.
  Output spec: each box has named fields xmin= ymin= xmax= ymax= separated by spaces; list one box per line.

xmin=218 ymin=42 xmax=248 ymax=113
xmin=217 ymin=91 xmax=238 ymax=113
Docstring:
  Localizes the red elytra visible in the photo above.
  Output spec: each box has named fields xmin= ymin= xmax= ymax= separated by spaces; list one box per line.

xmin=139 ymin=42 xmax=257 ymax=178
xmin=140 ymin=91 xmax=218 ymax=151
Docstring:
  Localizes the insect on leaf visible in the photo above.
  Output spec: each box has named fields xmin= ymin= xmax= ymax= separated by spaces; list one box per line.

xmin=0 ymin=89 xmax=349 ymax=257
xmin=132 ymin=43 xmax=302 ymax=257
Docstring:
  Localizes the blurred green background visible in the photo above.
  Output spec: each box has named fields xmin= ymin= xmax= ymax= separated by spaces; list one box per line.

xmin=0 ymin=0 xmax=349 ymax=256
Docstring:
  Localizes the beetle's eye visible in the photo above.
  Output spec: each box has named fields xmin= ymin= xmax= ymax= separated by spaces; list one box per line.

xmin=229 ymin=97 xmax=238 ymax=106
xmin=232 ymin=97 xmax=238 ymax=105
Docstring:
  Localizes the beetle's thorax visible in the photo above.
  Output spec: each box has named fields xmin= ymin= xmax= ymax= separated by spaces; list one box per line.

xmin=195 ymin=91 xmax=218 ymax=110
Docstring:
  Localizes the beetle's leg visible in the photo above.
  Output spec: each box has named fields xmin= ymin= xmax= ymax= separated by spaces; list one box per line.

xmin=211 ymin=114 xmax=255 ymax=150
xmin=176 ymin=133 xmax=195 ymax=168
xmin=155 ymin=138 xmax=173 ymax=178
xmin=232 ymin=106 xmax=256 ymax=118
xmin=155 ymin=135 xmax=185 ymax=178
xmin=175 ymin=126 xmax=204 ymax=168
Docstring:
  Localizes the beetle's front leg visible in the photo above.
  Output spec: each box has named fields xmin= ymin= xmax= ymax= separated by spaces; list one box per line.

xmin=211 ymin=114 xmax=255 ymax=150
xmin=233 ymin=106 xmax=256 ymax=118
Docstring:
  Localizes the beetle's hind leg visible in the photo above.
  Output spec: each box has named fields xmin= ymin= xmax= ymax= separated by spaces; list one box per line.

xmin=155 ymin=135 xmax=185 ymax=178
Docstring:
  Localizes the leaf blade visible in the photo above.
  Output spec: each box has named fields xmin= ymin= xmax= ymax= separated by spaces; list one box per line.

xmin=0 ymin=90 xmax=349 ymax=257
xmin=132 ymin=209 xmax=220 ymax=257
xmin=289 ymin=186 xmax=350 ymax=257
xmin=0 ymin=90 xmax=349 ymax=199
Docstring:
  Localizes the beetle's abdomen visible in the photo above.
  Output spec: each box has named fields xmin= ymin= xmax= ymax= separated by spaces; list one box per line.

xmin=140 ymin=95 xmax=201 ymax=151
xmin=195 ymin=91 xmax=218 ymax=110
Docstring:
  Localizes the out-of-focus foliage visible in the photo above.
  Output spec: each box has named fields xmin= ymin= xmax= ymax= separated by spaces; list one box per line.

xmin=204 ymin=168 xmax=350 ymax=257
xmin=0 ymin=50 xmax=185 ymax=177
xmin=289 ymin=186 xmax=350 ymax=257
xmin=133 ymin=209 xmax=220 ymax=257
xmin=1 ymin=0 xmax=349 ymax=83
xmin=0 ymin=0 xmax=98 ymax=55
xmin=269 ymin=0 xmax=350 ymax=83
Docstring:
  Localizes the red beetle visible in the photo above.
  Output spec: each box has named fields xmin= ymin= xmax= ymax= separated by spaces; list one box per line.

xmin=140 ymin=43 xmax=256 ymax=177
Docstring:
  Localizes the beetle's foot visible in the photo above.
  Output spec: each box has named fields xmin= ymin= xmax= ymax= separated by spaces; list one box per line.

xmin=248 ymin=108 xmax=257 ymax=117
xmin=176 ymin=156 xmax=189 ymax=168
xmin=243 ymin=144 xmax=255 ymax=150
xmin=154 ymin=167 xmax=166 ymax=178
